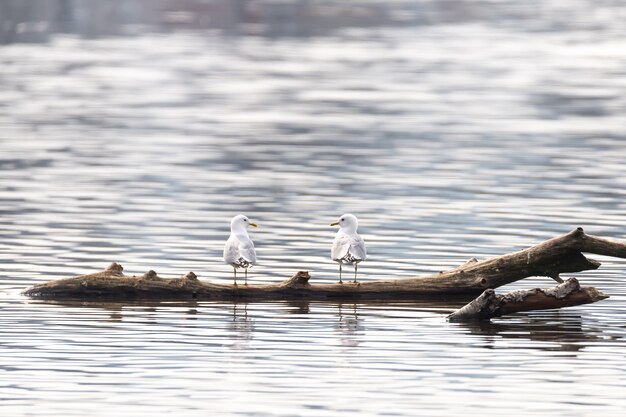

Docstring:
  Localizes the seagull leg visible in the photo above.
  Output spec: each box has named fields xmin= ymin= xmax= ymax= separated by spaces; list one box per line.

xmin=234 ymin=267 xmax=237 ymax=287
xmin=245 ymin=268 xmax=248 ymax=286
xmin=354 ymin=263 xmax=358 ymax=283
xmin=339 ymin=263 xmax=343 ymax=284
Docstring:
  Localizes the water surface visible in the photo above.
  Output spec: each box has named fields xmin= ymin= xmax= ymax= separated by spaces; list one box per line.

xmin=1 ymin=1 xmax=626 ymax=416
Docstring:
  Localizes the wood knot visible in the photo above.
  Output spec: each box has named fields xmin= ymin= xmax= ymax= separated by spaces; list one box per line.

xmin=143 ymin=270 xmax=158 ymax=280
xmin=474 ymin=288 xmax=498 ymax=304
xmin=293 ymin=271 xmax=310 ymax=284
xmin=281 ymin=271 xmax=311 ymax=287
xmin=185 ymin=272 xmax=198 ymax=281
xmin=106 ymin=263 xmax=124 ymax=274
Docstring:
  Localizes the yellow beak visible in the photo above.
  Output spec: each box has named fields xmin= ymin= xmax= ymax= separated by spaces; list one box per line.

xmin=330 ymin=221 xmax=339 ymax=226
xmin=249 ymin=223 xmax=258 ymax=228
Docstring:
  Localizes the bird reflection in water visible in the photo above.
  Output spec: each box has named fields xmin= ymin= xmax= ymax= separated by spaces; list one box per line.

xmin=336 ymin=303 xmax=364 ymax=348
xmin=228 ymin=302 xmax=253 ymax=350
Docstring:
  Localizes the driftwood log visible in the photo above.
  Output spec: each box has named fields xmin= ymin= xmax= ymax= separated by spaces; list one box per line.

xmin=447 ymin=277 xmax=608 ymax=322
xmin=23 ymin=228 xmax=624 ymax=312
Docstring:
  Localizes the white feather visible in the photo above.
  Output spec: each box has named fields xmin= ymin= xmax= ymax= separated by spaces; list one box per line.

xmin=223 ymin=215 xmax=257 ymax=269
xmin=331 ymin=214 xmax=366 ymax=264
xmin=237 ymin=237 xmax=257 ymax=264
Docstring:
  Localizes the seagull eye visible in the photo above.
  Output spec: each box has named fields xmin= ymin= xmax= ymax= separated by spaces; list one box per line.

xmin=244 ymin=219 xmax=248 ymax=222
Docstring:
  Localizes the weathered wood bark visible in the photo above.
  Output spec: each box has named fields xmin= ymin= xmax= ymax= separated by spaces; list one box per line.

xmin=22 ymin=227 xmax=625 ymax=302
xmin=447 ymin=277 xmax=609 ymax=322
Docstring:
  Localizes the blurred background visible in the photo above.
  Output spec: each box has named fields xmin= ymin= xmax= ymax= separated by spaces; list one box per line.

xmin=8 ymin=0 xmax=621 ymax=42
xmin=1 ymin=1 xmax=626 ymax=416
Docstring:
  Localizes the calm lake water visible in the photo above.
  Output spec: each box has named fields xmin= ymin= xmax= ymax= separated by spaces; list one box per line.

xmin=1 ymin=1 xmax=626 ymax=416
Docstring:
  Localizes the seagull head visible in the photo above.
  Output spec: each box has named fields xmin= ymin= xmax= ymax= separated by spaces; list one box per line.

xmin=231 ymin=214 xmax=258 ymax=232
xmin=330 ymin=213 xmax=359 ymax=233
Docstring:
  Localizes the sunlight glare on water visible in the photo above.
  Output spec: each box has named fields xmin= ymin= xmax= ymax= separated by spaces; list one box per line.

xmin=1 ymin=1 xmax=626 ymax=416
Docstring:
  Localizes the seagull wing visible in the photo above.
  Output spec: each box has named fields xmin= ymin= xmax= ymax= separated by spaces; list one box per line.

xmin=238 ymin=236 xmax=257 ymax=264
xmin=331 ymin=232 xmax=351 ymax=261
xmin=223 ymin=235 xmax=241 ymax=265
xmin=349 ymin=234 xmax=367 ymax=261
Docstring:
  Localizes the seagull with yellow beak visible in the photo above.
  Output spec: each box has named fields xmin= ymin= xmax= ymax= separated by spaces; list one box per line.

xmin=330 ymin=213 xmax=366 ymax=284
xmin=223 ymin=214 xmax=258 ymax=286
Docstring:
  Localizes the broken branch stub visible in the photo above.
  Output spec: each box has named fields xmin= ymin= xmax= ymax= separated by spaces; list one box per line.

xmin=447 ymin=278 xmax=609 ymax=322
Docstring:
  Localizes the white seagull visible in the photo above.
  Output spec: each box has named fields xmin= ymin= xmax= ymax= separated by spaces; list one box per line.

xmin=330 ymin=213 xmax=366 ymax=284
xmin=223 ymin=214 xmax=258 ymax=286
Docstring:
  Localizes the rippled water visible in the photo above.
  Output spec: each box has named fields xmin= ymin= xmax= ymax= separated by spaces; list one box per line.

xmin=1 ymin=1 xmax=626 ymax=416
